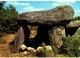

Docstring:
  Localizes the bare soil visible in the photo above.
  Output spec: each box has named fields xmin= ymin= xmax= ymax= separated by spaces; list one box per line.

xmin=0 ymin=33 xmax=37 ymax=57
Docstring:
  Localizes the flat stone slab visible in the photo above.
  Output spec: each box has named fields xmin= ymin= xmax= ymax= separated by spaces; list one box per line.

xmin=18 ymin=5 xmax=74 ymax=24
xmin=66 ymin=20 xmax=80 ymax=28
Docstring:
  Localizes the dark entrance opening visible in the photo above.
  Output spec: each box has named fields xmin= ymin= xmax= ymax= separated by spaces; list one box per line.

xmin=65 ymin=27 xmax=78 ymax=36
xmin=23 ymin=25 xmax=50 ymax=49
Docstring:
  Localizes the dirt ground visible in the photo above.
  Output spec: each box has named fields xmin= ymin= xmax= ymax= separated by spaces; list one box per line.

xmin=0 ymin=33 xmax=19 ymax=57
xmin=0 ymin=27 xmax=38 ymax=57
xmin=0 ymin=33 xmax=37 ymax=57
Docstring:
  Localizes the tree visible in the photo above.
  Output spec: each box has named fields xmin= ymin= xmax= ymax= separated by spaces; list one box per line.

xmin=0 ymin=1 xmax=5 ymax=9
xmin=0 ymin=2 xmax=19 ymax=33
xmin=3 ymin=4 xmax=18 ymax=20
xmin=73 ymin=16 xmax=80 ymax=20
xmin=0 ymin=1 xmax=5 ymax=21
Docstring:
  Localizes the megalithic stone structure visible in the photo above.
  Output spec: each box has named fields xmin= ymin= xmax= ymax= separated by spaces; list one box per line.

xmin=14 ymin=5 xmax=74 ymax=53
xmin=14 ymin=27 xmax=25 ymax=52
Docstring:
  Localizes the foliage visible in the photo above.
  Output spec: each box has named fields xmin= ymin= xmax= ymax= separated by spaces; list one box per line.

xmin=41 ymin=42 xmax=46 ymax=47
xmin=3 ymin=4 xmax=18 ymax=20
xmin=0 ymin=2 xmax=19 ymax=33
xmin=59 ymin=35 xmax=80 ymax=57
xmin=0 ymin=1 xmax=5 ymax=9
xmin=0 ymin=1 xmax=5 ymax=20
xmin=73 ymin=16 xmax=80 ymax=20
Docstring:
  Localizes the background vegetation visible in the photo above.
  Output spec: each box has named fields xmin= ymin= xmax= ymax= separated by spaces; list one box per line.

xmin=59 ymin=35 xmax=80 ymax=57
xmin=0 ymin=1 xmax=19 ymax=34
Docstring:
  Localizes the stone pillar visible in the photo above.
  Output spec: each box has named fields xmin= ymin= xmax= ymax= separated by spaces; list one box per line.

xmin=48 ymin=26 xmax=65 ymax=53
xmin=14 ymin=27 xmax=25 ymax=53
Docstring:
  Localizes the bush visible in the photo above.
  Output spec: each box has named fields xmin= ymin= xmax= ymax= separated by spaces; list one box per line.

xmin=0 ymin=19 xmax=20 ymax=33
xmin=59 ymin=35 xmax=80 ymax=57
xmin=0 ymin=2 xmax=19 ymax=33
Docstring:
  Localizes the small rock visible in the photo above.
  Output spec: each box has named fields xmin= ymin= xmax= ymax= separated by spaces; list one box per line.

xmin=36 ymin=46 xmax=46 ymax=57
xmin=37 ymin=46 xmax=44 ymax=52
xmin=45 ymin=45 xmax=52 ymax=51
xmin=20 ymin=52 xmax=24 ymax=56
xmin=36 ymin=46 xmax=54 ymax=57
xmin=33 ymin=49 xmax=37 ymax=53
xmin=27 ymin=47 xmax=33 ymax=51
xmin=27 ymin=47 xmax=37 ymax=54
xmin=22 ymin=51 xmax=28 ymax=56
xmin=27 ymin=47 xmax=35 ymax=51
xmin=20 ymin=44 xmax=27 ymax=50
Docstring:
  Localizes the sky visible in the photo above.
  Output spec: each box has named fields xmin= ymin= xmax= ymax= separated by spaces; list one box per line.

xmin=3 ymin=0 xmax=80 ymax=17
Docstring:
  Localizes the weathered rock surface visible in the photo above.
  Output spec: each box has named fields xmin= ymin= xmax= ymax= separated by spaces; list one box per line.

xmin=18 ymin=5 xmax=74 ymax=24
xmin=37 ymin=45 xmax=54 ymax=57
xmin=14 ymin=27 xmax=25 ymax=52
xmin=44 ymin=45 xmax=52 ymax=51
xmin=66 ymin=20 xmax=80 ymax=28
xmin=21 ymin=51 xmax=28 ymax=56
xmin=50 ymin=26 xmax=66 ymax=48
xmin=20 ymin=44 xmax=27 ymax=50
xmin=27 ymin=47 xmax=36 ymax=53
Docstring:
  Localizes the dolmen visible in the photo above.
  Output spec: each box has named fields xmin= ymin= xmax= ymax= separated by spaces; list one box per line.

xmin=13 ymin=5 xmax=80 ymax=53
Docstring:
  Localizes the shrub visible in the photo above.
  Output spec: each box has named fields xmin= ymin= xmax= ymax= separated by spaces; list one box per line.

xmin=59 ymin=35 xmax=80 ymax=57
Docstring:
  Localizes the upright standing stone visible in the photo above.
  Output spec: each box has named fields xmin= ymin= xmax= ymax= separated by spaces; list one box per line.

xmin=49 ymin=26 xmax=66 ymax=48
xmin=14 ymin=27 xmax=25 ymax=52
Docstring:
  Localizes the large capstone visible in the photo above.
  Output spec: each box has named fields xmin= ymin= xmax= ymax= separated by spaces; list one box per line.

xmin=66 ymin=20 xmax=80 ymax=28
xmin=18 ymin=5 xmax=74 ymax=24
